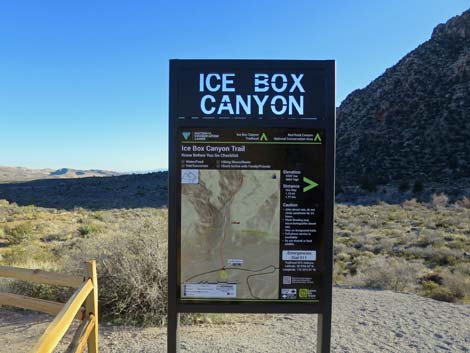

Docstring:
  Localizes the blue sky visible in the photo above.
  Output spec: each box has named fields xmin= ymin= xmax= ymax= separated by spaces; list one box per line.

xmin=1 ymin=1 xmax=468 ymax=172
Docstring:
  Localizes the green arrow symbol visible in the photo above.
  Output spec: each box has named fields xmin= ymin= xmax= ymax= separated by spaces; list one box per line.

xmin=260 ymin=133 xmax=268 ymax=141
xmin=314 ymin=133 xmax=322 ymax=142
xmin=303 ymin=177 xmax=319 ymax=192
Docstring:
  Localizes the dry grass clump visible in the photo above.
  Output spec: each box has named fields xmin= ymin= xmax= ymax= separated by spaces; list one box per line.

xmin=4 ymin=222 xmax=34 ymax=244
xmin=430 ymin=193 xmax=449 ymax=209
xmin=66 ymin=211 xmax=169 ymax=326
xmin=441 ymin=271 xmax=470 ymax=301
xmin=345 ymin=256 xmax=425 ymax=292
xmin=456 ymin=196 xmax=470 ymax=209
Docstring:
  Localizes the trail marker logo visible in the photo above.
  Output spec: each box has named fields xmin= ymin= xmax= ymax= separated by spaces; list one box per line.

xmin=182 ymin=131 xmax=191 ymax=140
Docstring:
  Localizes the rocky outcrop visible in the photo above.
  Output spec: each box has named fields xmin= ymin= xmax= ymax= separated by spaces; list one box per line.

xmin=336 ymin=10 xmax=470 ymax=193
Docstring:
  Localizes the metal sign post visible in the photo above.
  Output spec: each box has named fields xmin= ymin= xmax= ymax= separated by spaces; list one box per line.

xmin=168 ymin=60 xmax=335 ymax=353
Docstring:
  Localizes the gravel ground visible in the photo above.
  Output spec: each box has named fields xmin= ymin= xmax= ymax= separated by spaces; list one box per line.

xmin=1 ymin=288 xmax=469 ymax=353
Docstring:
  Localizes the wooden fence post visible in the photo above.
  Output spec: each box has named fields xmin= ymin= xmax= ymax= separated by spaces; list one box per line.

xmin=84 ymin=260 xmax=99 ymax=353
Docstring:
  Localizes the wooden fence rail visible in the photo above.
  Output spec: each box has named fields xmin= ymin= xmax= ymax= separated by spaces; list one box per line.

xmin=0 ymin=260 xmax=99 ymax=353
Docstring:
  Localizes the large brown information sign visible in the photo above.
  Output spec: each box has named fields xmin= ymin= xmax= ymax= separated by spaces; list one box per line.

xmin=168 ymin=60 xmax=335 ymax=353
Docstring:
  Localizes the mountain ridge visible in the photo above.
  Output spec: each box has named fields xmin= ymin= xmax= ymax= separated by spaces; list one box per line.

xmin=0 ymin=166 xmax=121 ymax=183
xmin=336 ymin=9 xmax=470 ymax=195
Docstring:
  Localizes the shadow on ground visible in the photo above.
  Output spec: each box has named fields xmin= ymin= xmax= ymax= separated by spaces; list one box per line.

xmin=1 ymin=170 xmax=468 ymax=210
xmin=0 ymin=172 xmax=168 ymax=210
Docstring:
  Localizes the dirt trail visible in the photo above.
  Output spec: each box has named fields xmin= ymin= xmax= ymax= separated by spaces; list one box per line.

xmin=1 ymin=288 xmax=469 ymax=352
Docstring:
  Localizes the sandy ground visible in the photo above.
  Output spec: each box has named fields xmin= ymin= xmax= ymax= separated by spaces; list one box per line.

xmin=1 ymin=288 xmax=469 ymax=353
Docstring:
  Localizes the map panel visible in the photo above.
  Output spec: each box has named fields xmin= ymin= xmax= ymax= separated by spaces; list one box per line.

xmin=181 ymin=169 xmax=280 ymax=299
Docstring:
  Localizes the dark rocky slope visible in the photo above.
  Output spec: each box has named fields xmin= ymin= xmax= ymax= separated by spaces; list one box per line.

xmin=337 ymin=10 xmax=470 ymax=196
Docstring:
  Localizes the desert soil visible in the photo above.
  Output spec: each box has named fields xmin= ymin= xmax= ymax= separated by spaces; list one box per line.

xmin=1 ymin=288 xmax=469 ymax=353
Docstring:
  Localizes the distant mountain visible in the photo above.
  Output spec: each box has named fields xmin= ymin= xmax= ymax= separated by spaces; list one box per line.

xmin=124 ymin=168 xmax=168 ymax=174
xmin=336 ymin=9 xmax=470 ymax=195
xmin=0 ymin=166 xmax=121 ymax=183
xmin=0 ymin=172 xmax=168 ymax=209
xmin=46 ymin=168 xmax=120 ymax=178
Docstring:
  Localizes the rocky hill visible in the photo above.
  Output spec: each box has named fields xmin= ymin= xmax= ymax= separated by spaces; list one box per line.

xmin=0 ymin=166 xmax=121 ymax=183
xmin=336 ymin=10 xmax=470 ymax=195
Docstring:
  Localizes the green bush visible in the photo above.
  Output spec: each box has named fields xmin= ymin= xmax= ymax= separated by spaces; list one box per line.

xmin=421 ymin=281 xmax=456 ymax=302
xmin=78 ymin=222 xmax=103 ymax=237
xmin=4 ymin=222 xmax=34 ymax=244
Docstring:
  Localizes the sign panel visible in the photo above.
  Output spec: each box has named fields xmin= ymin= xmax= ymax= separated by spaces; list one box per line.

xmin=179 ymin=127 xmax=324 ymax=302
xmin=169 ymin=60 xmax=334 ymax=312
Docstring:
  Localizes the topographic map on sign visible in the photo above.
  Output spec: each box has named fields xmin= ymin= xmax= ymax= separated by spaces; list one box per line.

xmin=181 ymin=169 xmax=280 ymax=300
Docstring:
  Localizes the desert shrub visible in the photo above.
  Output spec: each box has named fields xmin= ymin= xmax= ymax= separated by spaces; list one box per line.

xmin=403 ymin=245 xmax=462 ymax=266
xmin=455 ymin=197 xmax=470 ymax=209
xmin=454 ymin=262 xmax=470 ymax=276
xmin=1 ymin=246 xmax=28 ymax=265
xmin=421 ymin=281 xmax=455 ymax=302
xmin=416 ymin=230 xmax=444 ymax=248
xmin=441 ymin=271 xmax=470 ymax=300
xmin=419 ymin=268 xmax=470 ymax=303
xmin=1 ymin=243 xmax=59 ymax=266
xmin=402 ymin=198 xmax=419 ymax=209
xmin=41 ymin=232 xmax=69 ymax=242
xmin=430 ymin=193 xmax=449 ymax=209
xmin=67 ymin=213 xmax=169 ymax=326
xmin=333 ymin=261 xmax=348 ymax=284
xmin=4 ymin=222 xmax=34 ymax=244
xmin=347 ymin=256 xmax=424 ymax=292
xmin=368 ymin=236 xmax=390 ymax=255
xmin=419 ymin=272 xmax=443 ymax=285
xmin=9 ymin=281 xmax=72 ymax=303
xmin=92 ymin=211 xmax=106 ymax=221
xmin=78 ymin=222 xmax=103 ymax=237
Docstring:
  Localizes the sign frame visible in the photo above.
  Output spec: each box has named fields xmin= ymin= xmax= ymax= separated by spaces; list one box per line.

xmin=168 ymin=59 xmax=335 ymax=353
